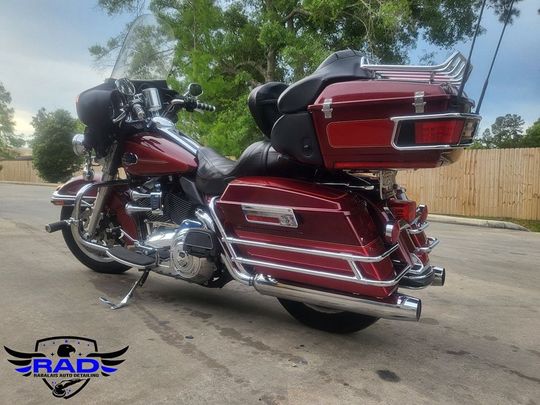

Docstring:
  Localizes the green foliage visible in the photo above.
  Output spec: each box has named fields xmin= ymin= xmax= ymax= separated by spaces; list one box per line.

xmin=478 ymin=114 xmax=525 ymax=148
xmin=31 ymin=109 xmax=83 ymax=183
xmin=0 ymin=82 xmax=25 ymax=158
xmin=95 ymin=0 xmax=522 ymax=156
xmin=522 ymin=119 xmax=540 ymax=148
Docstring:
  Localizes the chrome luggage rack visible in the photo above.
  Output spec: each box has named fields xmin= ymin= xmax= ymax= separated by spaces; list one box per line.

xmin=361 ymin=52 xmax=470 ymax=86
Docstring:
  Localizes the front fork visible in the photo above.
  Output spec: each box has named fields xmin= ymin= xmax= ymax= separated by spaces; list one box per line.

xmin=85 ymin=143 xmax=121 ymax=237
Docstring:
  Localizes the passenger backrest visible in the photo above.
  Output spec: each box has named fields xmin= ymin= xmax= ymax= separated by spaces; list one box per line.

xmin=248 ymin=82 xmax=288 ymax=137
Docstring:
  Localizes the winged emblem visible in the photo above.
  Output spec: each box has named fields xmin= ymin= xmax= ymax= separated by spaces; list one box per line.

xmin=87 ymin=345 xmax=129 ymax=376
xmin=4 ymin=346 xmax=46 ymax=377
xmin=4 ymin=336 xmax=129 ymax=399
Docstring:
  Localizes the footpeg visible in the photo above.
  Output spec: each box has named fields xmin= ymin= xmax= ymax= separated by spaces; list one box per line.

xmin=100 ymin=268 xmax=151 ymax=310
xmin=106 ymin=246 xmax=156 ymax=269
xmin=45 ymin=220 xmax=71 ymax=233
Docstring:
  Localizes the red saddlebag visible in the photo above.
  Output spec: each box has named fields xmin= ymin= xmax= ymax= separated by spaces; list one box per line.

xmin=215 ymin=177 xmax=400 ymax=298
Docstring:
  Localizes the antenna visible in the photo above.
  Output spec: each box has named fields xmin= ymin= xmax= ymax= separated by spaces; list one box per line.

xmin=476 ymin=0 xmax=516 ymax=114
xmin=457 ymin=0 xmax=487 ymax=100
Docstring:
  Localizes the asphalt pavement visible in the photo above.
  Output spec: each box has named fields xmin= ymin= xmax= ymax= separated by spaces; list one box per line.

xmin=0 ymin=183 xmax=539 ymax=404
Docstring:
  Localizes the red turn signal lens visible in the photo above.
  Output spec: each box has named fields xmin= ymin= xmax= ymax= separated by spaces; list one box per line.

xmin=414 ymin=119 xmax=464 ymax=145
xmin=388 ymin=199 xmax=417 ymax=223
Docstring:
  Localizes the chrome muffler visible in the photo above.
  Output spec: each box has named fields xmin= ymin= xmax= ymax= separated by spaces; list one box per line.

xmin=253 ymin=274 xmax=421 ymax=321
xmin=432 ymin=266 xmax=445 ymax=286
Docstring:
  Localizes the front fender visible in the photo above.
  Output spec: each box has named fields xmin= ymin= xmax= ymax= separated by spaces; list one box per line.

xmin=51 ymin=173 xmax=138 ymax=241
xmin=51 ymin=173 xmax=103 ymax=206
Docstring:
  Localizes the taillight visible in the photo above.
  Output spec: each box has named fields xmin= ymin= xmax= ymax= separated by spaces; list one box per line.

xmin=414 ymin=120 xmax=464 ymax=145
xmin=388 ymin=199 xmax=417 ymax=223
xmin=392 ymin=114 xmax=480 ymax=149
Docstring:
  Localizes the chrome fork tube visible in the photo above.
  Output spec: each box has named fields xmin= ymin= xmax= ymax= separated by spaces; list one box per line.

xmin=85 ymin=144 xmax=119 ymax=237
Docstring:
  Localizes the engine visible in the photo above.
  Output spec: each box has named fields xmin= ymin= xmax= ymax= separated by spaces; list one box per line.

xmin=126 ymin=179 xmax=218 ymax=285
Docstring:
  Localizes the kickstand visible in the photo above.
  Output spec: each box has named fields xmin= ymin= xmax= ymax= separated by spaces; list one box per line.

xmin=99 ymin=268 xmax=151 ymax=310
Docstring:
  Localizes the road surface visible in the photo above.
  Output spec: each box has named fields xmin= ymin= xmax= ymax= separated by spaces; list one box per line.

xmin=0 ymin=183 xmax=538 ymax=404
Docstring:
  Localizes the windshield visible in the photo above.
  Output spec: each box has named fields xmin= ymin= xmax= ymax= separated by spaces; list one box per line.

xmin=110 ymin=14 xmax=177 ymax=80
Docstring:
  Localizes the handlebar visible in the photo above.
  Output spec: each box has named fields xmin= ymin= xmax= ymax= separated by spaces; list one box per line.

xmin=194 ymin=100 xmax=216 ymax=112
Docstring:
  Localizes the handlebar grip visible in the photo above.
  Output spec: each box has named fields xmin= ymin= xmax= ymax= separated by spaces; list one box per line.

xmin=195 ymin=101 xmax=216 ymax=112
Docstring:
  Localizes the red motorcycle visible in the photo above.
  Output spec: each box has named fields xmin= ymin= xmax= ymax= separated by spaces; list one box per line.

xmin=46 ymin=16 xmax=480 ymax=333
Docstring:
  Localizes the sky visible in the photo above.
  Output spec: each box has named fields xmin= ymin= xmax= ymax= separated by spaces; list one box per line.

xmin=0 ymin=0 xmax=538 ymax=141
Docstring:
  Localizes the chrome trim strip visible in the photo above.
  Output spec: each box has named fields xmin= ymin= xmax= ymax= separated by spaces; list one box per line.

xmin=253 ymin=275 xmax=421 ymax=321
xmin=389 ymin=113 xmax=482 ymax=151
xmin=224 ymin=236 xmax=398 ymax=263
xmin=156 ymin=125 xmax=200 ymax=156
xmin=415 ymin=237 xmax=440 ymax=254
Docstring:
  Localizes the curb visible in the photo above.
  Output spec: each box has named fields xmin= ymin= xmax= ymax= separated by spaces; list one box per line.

xmin=0 ymin=181 xmax=60 ymax=187
xmin=428 ymin=214 xmax=529 ymax=232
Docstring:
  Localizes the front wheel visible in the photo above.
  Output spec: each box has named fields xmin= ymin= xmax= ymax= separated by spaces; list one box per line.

xmin=60 ymin=206 xmax=131 ymax=274
xmin=278 ymin=299 xmax=379 ymax=333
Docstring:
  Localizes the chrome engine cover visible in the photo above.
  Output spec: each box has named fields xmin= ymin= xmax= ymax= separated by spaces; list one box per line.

xmin=150 ymin=220 xmax=215 ymax=284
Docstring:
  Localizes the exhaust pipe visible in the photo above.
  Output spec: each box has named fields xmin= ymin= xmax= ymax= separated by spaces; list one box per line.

xmin=253 ymin=274 xmax=421 ymax=321
xmin=432 ymin=266 xmax=445 ymax=286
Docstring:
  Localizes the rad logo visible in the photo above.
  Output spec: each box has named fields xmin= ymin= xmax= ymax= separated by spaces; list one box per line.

xmin=4 ymin=336 xmax=128 ymax=399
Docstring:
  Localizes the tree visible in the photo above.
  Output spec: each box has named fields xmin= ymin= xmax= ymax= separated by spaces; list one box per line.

xmin=0 ymin=82 xmax=25 ymax=158
xmin=480 ymin=114 xmax=526 ymax=148
xmin=94 ymin=0 xmax=522 ymax=156
xmin=522 ymin=119 xmax=540 ymax=148
xmin=31 ymin=109 xmax=83 ymax=183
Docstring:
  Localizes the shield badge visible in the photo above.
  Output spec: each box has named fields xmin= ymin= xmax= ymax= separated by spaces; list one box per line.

xmin=34 ymin=336 xmax=98 ymax=399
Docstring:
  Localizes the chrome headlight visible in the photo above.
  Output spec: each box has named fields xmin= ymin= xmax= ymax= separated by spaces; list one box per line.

xmin=72 ymin=134 xmax=87 ymax=156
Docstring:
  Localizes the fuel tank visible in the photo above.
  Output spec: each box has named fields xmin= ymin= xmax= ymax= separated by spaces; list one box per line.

xmin=122 ymin=132 xmax=197 ymax=176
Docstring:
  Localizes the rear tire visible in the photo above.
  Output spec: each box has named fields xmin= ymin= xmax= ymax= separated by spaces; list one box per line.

xmin=60 ymin=206 xmax=131 ymax=274
xmin=278 ymin=299 xmax=379 ymax=333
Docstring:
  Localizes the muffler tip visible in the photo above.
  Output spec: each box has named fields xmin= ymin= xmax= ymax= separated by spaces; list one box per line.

xmin=432 ymin=266 xmax=445 ymax=287
xmin=398 ymin=295 xmax=422 ymax=321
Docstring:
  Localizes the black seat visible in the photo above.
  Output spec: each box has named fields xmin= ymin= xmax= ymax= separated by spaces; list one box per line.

xmin=196 ymin=141 xmax=274 ymax=195
xmin=277 ymin=49 xmax=373 ymax=114
xmin=248 ymin=82 xmax=288 ymax=137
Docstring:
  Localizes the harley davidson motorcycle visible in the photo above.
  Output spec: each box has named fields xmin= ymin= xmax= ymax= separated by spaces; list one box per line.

xmin=46 ymin=15 xmax=480 ymax=333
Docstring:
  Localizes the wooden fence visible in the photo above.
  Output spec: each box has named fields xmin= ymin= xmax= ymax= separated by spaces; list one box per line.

xmin=0 ymin=159 xmax=44 ymax=183
xmin=2 ymin=148 xmax=540 ymax=220
xmin=397 ymin=148 xmax=540 ymax=220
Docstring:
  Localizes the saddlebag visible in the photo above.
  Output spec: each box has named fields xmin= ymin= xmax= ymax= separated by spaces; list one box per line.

xmin=215 ymin=177 xmax=403 ymax=298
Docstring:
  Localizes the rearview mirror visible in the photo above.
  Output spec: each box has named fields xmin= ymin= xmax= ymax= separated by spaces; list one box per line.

xmin=187 ymin=83 xmax=203 ymax=97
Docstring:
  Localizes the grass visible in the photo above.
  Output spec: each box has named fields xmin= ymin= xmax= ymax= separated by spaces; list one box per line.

xmin=502 ymin=218 xmax=540 ymax=232
xmin=446 ymin=214 xmax=540 ymax=232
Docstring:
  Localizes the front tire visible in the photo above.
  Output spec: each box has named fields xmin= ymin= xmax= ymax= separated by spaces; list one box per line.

xmin=60 ymin=206 xmax=131 ymax=274
xmin=278 ymin=299 xmax=379 ymax=333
